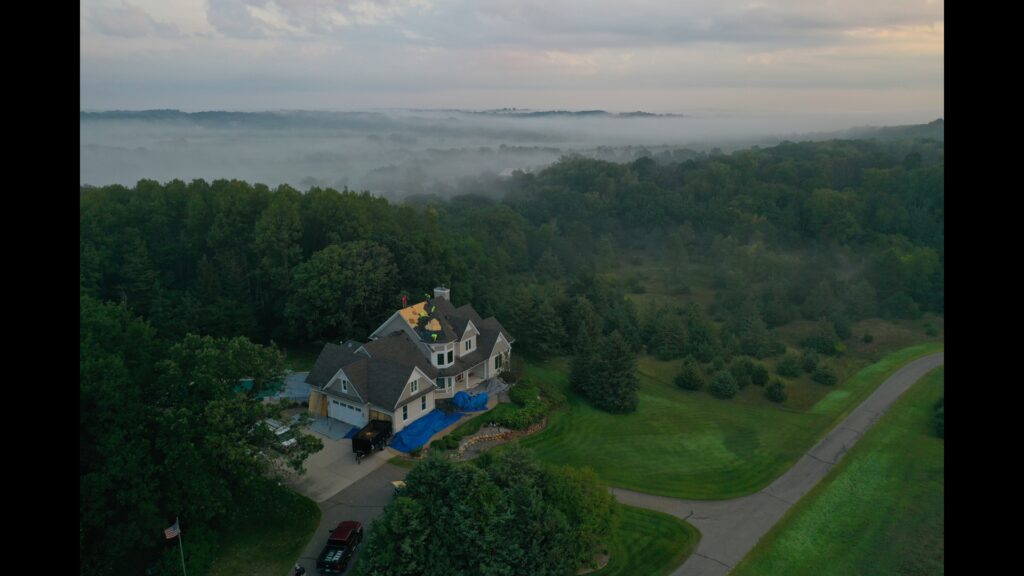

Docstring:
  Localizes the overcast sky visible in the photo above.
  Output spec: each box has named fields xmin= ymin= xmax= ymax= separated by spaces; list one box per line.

xmin=80 ymin=0 xmax=943 ymax=123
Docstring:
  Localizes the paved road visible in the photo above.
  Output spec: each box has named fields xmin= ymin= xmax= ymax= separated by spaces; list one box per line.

xmin=612 ymin=352 xmax=944 ymax=576
xmin=294 ymin=463 xmax=410 ymax=575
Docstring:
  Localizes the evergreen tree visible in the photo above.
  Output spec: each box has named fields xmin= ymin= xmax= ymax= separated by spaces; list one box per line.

xmin=765 ymin=378 xmax=788 ymax=402
xmin=569 ymin=321 xmax=598 ymax=395
xmin=530 ymin=298 xmax=569 ymax=356
xmin=674 ymin=357 xmax=704 ymax=391
xmin=590 ymin=331 xmax=639 ymax=413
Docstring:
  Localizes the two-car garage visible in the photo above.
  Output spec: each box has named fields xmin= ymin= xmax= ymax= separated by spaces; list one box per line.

xmin=328 ymin=397 xmax=367 ymax=428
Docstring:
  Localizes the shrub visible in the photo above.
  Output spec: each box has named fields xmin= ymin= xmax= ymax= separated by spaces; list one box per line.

xmin=776 ymin=353 xmax=801 ymax=378
xmin=800 ymin=350 xmax=819 ymax=373
xmin=750 ymin=363 xmax=769 ymax=387
xmin=695 ymin=342 xmax=716 ymax=363
xmin=708 ymin=371 xmax=740 ymax=399
xmin=832 ymin=316 xmax=852 ymax=340
xmin=409 ymin=447 xmax=423 ymax=458
xmin=509 ymin=380 xmax=538 ymax=405
xmin=811 ymin=365 xmax=838 ymax=386
xmin=924 ymin=323 xmax=938 ymax=337
xmin=934 ymin=397 xmax=944 ymax=438
xmin=801 ymin=321 xmax=843 ymax=356
xmin=674 ymin=358 xmax=704 ymax=391
xmin=765 ymin=379 xmax=787 ymax=403
xmin=729 ymin=356 xmax=756 ymax=389
xmin=534 ymin=376 xmax=567 ymax=409
xmin=711 ymin=356 xmax=725 ymax=371
xmin=862 ymin=331 xmax=874 ymax=343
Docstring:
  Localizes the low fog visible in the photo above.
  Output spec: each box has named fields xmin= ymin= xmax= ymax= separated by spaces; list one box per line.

xmin=80 ymin=109 xmax=933 ymax=198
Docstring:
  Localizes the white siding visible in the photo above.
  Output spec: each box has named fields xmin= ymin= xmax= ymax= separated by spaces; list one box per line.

xmin=392 ymin=391 xmax=435 ymax=434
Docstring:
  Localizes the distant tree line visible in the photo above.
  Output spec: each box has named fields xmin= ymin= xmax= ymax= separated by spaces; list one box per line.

xmin=81 ymin=137 xmax=943 ymax=354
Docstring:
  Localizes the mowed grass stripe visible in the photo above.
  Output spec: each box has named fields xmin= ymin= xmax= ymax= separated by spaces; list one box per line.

xmin=594 ymin=504 xmax=700 ymax=576
xmin=519 ymin=343 xmax=943 ymax=499
xmin=731 ymin=366 xmax=945 ymax=576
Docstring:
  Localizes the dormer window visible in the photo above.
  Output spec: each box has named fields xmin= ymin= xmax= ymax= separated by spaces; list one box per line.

xmin=436 ymin=353 xmax=444 ymax=365
xmin=411 ymin=380 xmax=419 ymax=393
xmin=342 ymin=380 xmax=348 ymax=393
xmin=465 ymin=339 xmax=473 ymax=352
xmin=447 ymin=350 xmax=454 ymax=363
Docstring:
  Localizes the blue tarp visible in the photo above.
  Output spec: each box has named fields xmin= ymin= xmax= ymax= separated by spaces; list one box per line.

xmin=453 ymin=391 xmax=489 ymax=411
xmin=390 ymin=410 xmax=465 ymax=453
xmin=343 ymin=426 xmax=360 ymax=439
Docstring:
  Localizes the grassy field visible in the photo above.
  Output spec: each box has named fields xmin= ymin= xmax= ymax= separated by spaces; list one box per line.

xmin=517 ymin=342 xmax=943 ymax=499
xmin=208 ymin=483 xmax=321 ymax=576
xmin=594 ymin=504 xmax=701 ymax=576
xmin=732 ymin=367 xmax=945 ymax=576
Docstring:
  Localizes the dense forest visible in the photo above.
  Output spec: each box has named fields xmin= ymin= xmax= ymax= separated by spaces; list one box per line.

xmin=80 ymin=135 xmax=943 ymax=574
xmin=81 ymin=135 xmax=943 ymax=354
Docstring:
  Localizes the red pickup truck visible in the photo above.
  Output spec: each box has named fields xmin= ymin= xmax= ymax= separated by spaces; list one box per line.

xmin=316 ymin=521 xmax=363 ymax=574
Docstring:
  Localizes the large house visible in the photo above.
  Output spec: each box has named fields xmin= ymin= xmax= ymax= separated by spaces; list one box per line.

xmin=305 ymin=287 xmax=514 ymax=433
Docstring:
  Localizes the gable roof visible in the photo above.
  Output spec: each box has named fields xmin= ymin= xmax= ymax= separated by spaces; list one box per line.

xmin=361 ymin=331 xmax=437 ymax=377
xmin=322 ymin=356 xmax=436 ymax=409
xmin=476 ymin=316 xmax=515 ymax=357
xmin=306 ymin=343 xmax=367 ymax=387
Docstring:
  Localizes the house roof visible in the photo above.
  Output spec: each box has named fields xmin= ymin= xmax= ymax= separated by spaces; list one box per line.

xmin=306 ymin=343 xmax=367 ymax=387
xmin=323 ymin=356 xmax=436 ymax=409
xmin=361 ymin=332 xmax=437 ymax=378
xmin=476 ymin=317 xmax=515 ymax=357
xmin=310 ymin=297 xmax=511 ymax=411
xmin=437 ymin=349 xmax=487 ymax=377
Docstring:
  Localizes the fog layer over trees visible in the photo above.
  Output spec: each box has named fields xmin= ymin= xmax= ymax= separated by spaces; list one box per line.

xmin=80 ymin=109 xmax=942 ymax=198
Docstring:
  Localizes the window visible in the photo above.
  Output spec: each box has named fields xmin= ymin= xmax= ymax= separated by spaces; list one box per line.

xmin=465 ymin=339 xmax=472 ymax=351
xmin=436 ymin=353 xmax=444 ymax=365
xmin=342 ymin=380 xmax=348 ymax=393
xmin=411 ymin=380 xmax=418 ymax=393
xmin=402 ymin=405 xmax=409 ymax=421
xmin=436 ymin=376 xmax=449 ymax=390
xmin=447 ymin=350 xmax=454 ymax=363
xmin=421 ymin=396 xmax=427 ymax=411
xmin=495 ymin=355 xmax=503 ymax=370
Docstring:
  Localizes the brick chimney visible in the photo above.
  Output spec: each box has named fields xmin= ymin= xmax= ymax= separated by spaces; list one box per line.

xmin=433 ymin=286 xmax=450 ymax=301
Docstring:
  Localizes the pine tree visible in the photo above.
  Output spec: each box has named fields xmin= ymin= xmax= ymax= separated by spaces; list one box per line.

xmin=569 ymin=321 xmax=598 ymax=395
xmin=592 ymin=331 xmax=639 ymax=413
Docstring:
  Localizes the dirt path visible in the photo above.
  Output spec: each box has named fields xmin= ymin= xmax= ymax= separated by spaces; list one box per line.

xmin=611 ymin=352 xmax=944 ymax=576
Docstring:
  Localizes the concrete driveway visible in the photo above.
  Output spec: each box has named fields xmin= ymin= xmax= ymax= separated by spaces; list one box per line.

xmin=613 ymin=352 xmax=945 ymax=576
xmin=284 ymin=431 xmax=399 ymax=503
xmin=294 ymin=463 xmax=410 ymax=576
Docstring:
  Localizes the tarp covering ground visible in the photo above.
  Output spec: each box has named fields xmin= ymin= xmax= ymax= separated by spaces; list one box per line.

xmin=390 ymin=410 xmax=465 ymax=453
xmin=453 ymin=391 xmax=489 ymax=411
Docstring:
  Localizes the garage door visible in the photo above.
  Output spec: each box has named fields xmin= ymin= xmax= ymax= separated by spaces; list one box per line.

xmin=327 ymin=398 xmax=367 ymax=428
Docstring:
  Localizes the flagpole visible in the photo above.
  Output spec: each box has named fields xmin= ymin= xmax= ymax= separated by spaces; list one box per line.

xmin=177 ymin=517 xmax=188 ymax=576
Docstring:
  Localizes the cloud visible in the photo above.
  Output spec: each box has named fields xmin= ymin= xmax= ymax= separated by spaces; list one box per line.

xmin=81 ymin=0 xmax=942 ymax=118
xmin=202 ymin=0 xmax=430 ymax=38
xmin=90 ymin=1 xmax=182 ymax=38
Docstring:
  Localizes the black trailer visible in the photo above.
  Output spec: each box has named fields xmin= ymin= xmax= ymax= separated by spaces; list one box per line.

xmin=351 ymin=419 xmax=392 ymax=459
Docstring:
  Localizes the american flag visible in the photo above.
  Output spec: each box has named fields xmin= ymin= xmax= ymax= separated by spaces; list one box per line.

xmin=164 ymin=520 xmax=180 ymax=540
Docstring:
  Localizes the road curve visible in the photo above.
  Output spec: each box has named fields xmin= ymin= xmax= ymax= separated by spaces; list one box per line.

xmin=612 ymin=352 xmax=944 ymax=576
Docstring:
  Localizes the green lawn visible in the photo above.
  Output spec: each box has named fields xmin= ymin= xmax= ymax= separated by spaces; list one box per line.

xmin=208 ymin=483 xmax=321 ymax=576
xmin=518 ymin=342 xmax=943 ymax=499
xmin=731 ymin=367 xmax=945 ymax=576
xmin=594 ymin=504 xmax=700 ymax=576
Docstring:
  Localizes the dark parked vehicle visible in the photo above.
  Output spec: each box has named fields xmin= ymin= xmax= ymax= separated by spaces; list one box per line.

xmin=351 ymin=419 xmax=392 ymax=461
xmin=316 ymin=520 xmax=363 ymax=574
